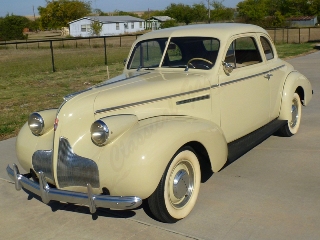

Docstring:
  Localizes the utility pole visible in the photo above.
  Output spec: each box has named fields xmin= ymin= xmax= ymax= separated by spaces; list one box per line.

xmin=33 ymin=5 xmax=36 ymax=21
xmin=208 ymin=0 xmax=211 ymax=23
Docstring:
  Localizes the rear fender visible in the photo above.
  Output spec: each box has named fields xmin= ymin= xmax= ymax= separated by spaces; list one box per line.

xmin=278 ymin=71 xmax=312 ymax=121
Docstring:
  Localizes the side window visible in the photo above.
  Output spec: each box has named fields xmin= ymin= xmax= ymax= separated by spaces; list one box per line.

xmin=167 ymin=42 xmax=182 ymax=62
xmin=260 ymin=36 xmax=274 ymax=60
xmin=225 ymin=41 xmax=236 ymax=67
xmin=224 ymin=37 xmax=262 ymax=68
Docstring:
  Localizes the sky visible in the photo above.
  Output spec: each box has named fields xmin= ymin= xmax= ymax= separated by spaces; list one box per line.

xmin=0 ymin=0 xmax=242 ymax=17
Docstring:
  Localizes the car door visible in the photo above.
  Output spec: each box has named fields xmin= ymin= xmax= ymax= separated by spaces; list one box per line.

xmin=218 ymin=34 xmax=270 ymax=143
xmin=259 ymin=35 xmax=288 ymax=120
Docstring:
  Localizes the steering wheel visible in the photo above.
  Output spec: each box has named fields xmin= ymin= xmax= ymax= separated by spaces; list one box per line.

xmin=187 ymin=58 xmax=213 ymax=69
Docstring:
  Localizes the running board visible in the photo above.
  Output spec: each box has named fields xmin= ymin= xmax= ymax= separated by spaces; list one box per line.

xmin=227 ymin=119 xmax=287 ymax=163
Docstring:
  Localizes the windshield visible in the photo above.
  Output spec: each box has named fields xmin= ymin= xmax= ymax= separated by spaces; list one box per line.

xmin=127 ymin=37 xmax=220 ymax=70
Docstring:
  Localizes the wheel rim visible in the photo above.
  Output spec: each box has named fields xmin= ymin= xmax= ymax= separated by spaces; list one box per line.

xmin=168 ymin=160 xmax=195 ymax=209
xmin=290 ymin=98 xmax=299 ymax=128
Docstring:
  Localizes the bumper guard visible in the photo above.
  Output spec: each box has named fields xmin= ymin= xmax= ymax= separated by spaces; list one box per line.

xmin=6 ymin=164 xmax=142 ymax=214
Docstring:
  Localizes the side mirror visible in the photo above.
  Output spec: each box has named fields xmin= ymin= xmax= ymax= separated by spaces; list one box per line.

xmin=123 ymin=59 xmax=127 ymax=66
xmin=222 ymin=61 xmax=233 ymax=75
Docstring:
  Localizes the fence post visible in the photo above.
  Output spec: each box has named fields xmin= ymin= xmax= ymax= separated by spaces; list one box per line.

xmin=274 ymin=28 xmax=276 ymax=43
xmin=282 ymin=28 xmax=284 ymax=43
xmin=104 ymin=37 xmax=110 ymax=79
xmin=120 ymin=36 xmax=122 ymax=47
xmin=299 ymin=28 xmax=301 ymax=44
xmin=50 ymin=40 xmax=56 ymax=72
xmin=287 ymin=28 xmax=289 ymax=43
xmin=309 ymin=28 xmax=311 ymax=42
xmin=104 ymin=37 xmax=107 ymax=65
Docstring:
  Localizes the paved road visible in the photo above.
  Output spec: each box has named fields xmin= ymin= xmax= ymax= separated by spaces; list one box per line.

xmin=1 ymin=52 xmax=320 ymax=240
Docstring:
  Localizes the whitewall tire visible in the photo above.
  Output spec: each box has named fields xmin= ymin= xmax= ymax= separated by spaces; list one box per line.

xmin=148 ymin=146 xmax=201 ymax=223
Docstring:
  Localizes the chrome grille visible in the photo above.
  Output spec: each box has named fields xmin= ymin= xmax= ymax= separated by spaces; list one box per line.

xmin=57 ymin=137 xmax=100 ymax=188
xmin=32 ymin=150 xmax=54 ymax=182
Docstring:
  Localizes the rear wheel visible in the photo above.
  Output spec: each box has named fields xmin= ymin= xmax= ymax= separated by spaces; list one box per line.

xmin=148 ymin=146 xmax=201 ymax=223
xmin=278 ymin=92 xmax=302 ymax=137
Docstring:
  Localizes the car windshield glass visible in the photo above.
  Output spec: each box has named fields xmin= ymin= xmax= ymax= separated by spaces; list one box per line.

xmin=127 ymin=38 xmax=167 ymax=70
xmin=127 ymin=37 xmax=220 ymax=70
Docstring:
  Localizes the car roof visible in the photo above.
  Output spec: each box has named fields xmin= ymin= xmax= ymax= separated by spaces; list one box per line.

xmin=138 ymin=23 xmax=268 ymax=42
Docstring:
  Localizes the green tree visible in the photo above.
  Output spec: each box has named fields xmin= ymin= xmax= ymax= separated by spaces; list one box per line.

xmin=165 ymin=3 xmax=194 ymax=25
xmin=237 ymin=0 xmax=268 ymax=25
xmin=38 ymin=0 xmax=91 ymax=30
xmin=210 ymin=1 xmax=234 ymax=22
xmin=160 ymin=19 xmax=178 ymax=28
xmin=90 ymin=20 xmax=102 ymax=36
xmin=0 ymin=14 xmax=30 ymax=40
xmin=192 ymin=3 xmax=208 ymax=23
xmin=141 ymin=10 xmax=166 ymax=20
xmin=113 ymin=10 xmax=140 ymax=18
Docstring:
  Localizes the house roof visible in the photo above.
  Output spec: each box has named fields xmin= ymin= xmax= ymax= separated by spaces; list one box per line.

xmin=287 ymin=16 xmax=316 ymax=21
xmin=69 ymin=16 xmax=144 ymax=24
xmin=148 ymin=16 xmax=173 ymax=22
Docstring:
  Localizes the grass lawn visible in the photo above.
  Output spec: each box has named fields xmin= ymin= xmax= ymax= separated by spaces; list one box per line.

xmin=0 ymin=42 xmax=318 ymax=141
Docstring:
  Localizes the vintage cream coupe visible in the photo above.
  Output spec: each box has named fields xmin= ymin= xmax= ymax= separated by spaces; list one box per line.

xmin=7 ymin=23 xmax=312 ymax=223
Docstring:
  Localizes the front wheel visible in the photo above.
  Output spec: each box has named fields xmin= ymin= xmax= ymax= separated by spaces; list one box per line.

xmin=148 ymin=146 xmax=201 ymax=223
xmin=278 ymin=92 xmax=302 ymax=137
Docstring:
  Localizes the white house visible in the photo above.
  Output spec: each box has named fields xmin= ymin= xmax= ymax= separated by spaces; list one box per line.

xmin=145 ymin=16 xmax=173 ymax=30
xmin=286 ymin=16 xmax=318 ymax=27
xmin=69 ymin=16 xmax=145 ymax=37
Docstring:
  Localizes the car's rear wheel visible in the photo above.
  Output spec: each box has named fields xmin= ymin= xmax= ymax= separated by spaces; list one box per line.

xmin=148 ymin=146 xmax=201 ymax=223
xmin=278 ymin=92 xmax=302 ymax=137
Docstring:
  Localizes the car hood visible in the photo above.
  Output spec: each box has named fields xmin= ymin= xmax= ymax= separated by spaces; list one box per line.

xmin=92 ymin=70 xmax=210 ymax=119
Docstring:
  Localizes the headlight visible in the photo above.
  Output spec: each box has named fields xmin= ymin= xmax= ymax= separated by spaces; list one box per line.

xmin=28 ymin=112 xmax=44 ymax=136
xmin=90 ymin=120 xmax=109 ymax=146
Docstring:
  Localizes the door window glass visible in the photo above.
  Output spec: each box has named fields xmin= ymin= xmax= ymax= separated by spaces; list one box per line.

xmin=224 ymin=37 xmax=262 ymax=68
xmin=260 ymin=36 xmax=274 ymax=60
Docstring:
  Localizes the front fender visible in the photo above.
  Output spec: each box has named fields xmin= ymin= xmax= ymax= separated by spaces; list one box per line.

xmin=16 ymin=109 xmax=57 ymax=172
xmin=98 ymin=116 xmax=227 ymax=199
xmin=278 ymin=71 xmax=313 ymax=121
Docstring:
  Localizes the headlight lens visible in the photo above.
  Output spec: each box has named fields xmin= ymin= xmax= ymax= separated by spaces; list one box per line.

xmin=90 ymin=120 xmax=109 ymax=146
xmin=28 ymin=113 xmax=44 ymax=136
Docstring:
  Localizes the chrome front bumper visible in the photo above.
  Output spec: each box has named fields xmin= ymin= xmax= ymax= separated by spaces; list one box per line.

xmin=6 ymin=164 xmax=142 ymax=214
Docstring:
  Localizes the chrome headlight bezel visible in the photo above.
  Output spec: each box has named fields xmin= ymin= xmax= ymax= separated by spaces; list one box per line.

xmin=28 ymin=112 xmax=45 ymax=136
xmin=90 ymin=120 xmax=109 ymax=146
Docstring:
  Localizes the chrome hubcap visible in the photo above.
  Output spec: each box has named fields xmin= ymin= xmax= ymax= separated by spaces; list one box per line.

xmin=290 ymin=98 xmax=299 ymax=128
xmin=173 ymin=169 xmax=189 ymax=199
xmin=169 ymin=161 xmax=194 ymax=208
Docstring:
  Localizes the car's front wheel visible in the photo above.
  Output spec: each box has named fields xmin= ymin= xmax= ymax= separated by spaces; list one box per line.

xmin=278 ymin=92 xmax=302 ymax=137
xmin=148 ymin=146 xmax=201 ymax=223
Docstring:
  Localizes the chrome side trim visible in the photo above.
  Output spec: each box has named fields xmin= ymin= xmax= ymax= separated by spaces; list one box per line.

xmin=32 ymin=149 xmax=54 ymax=183
xmin=176 ymin=94 xmax=210 ymax=105
xmin=57 ymin=137 xmax=100 ymax=188
xmin=220 ymin=64 xmax=285 ymax=87
xmin=6 ymin=164 xmax=142 ymax=213
xmin=95 ymin=87 xmax=211 ymax=114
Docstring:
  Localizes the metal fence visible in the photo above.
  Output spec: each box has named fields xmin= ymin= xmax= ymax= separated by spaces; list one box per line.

xmin=0 ymin=34 xmax=141 ymax=72
xmin=266 ymin=27 xmax=320 ymax=44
